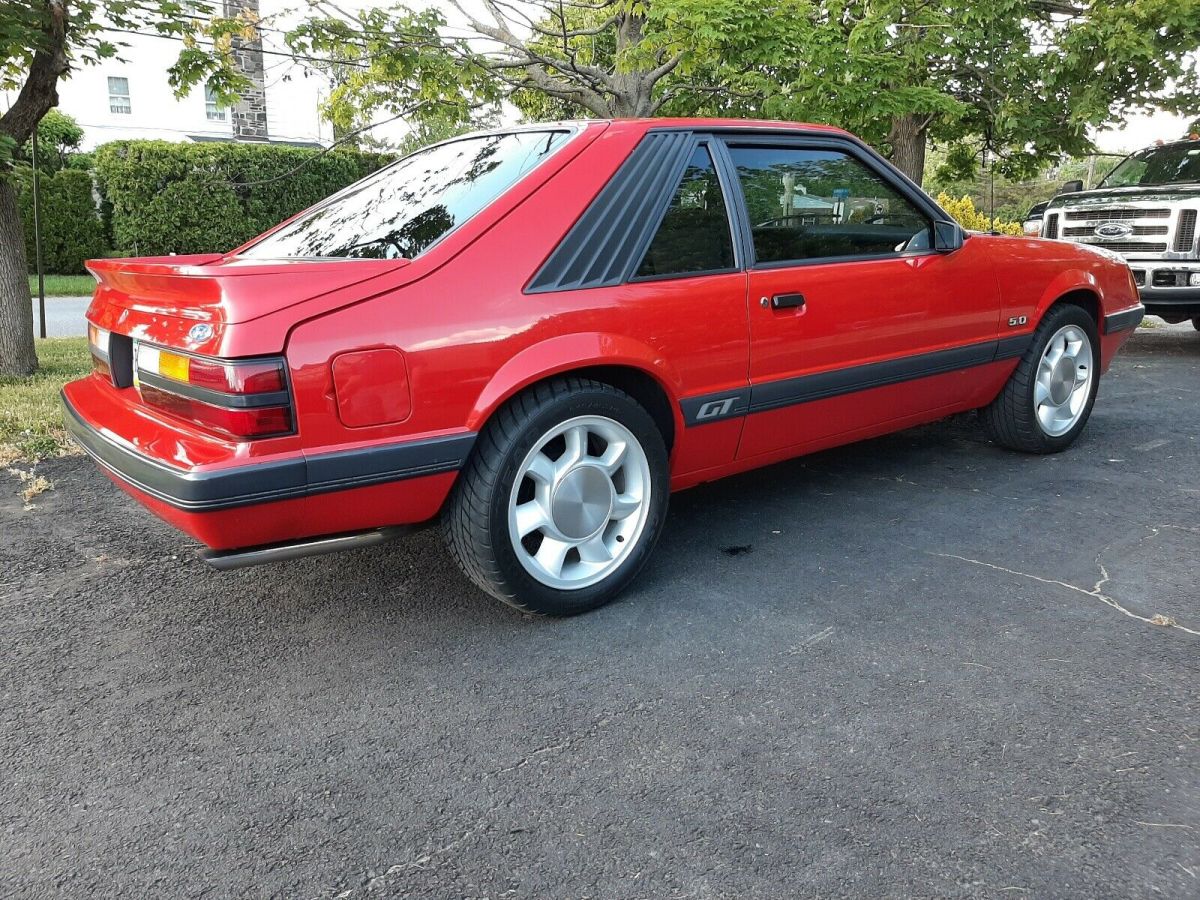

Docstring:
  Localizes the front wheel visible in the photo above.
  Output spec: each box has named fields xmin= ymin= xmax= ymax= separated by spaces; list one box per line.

xmin=442 ymin=377 xmax=669 ymax=616
xmin=982 ymin=304 xmax=1099 ymax=453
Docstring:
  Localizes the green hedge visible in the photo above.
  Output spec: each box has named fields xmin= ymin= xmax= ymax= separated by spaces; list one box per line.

xmin=18 ymin=168 xmax=110 ymax=275
xmin=93 ymin=141 xmax=392 ymax=257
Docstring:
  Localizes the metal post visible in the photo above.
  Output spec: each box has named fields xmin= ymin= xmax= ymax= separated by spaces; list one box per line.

xmin=31 ymin=123 xmax=46 ymax=339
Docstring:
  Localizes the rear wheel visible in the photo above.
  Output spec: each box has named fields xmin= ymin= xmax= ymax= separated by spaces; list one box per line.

xmin=442 ymin=377 xmax=669 ymax=616
xmin=982 ymin=304 xmax=1099 ymax=453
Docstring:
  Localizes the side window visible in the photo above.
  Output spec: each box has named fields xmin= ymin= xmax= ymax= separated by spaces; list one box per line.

xmin=727 ymin=146 xmax=931 ymax=263
xmin=635 ymin=146 xmax=735 ymax=278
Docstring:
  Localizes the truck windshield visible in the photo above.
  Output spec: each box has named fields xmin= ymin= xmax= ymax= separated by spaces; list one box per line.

xmin=240 ymin=129 xmax=572 ymax=260
xmin=1100 ymin=141 xmax=1200 ymax=189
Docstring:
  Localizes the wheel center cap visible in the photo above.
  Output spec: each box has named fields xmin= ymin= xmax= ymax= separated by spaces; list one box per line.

xmin=551 ymin=465 xmax=613 ymax=540
xmin=1050 ymin=358 xmax=1075 ymax=405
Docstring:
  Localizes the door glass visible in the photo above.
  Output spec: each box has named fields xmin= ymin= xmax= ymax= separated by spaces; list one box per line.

xmin=727 ymin=146 xmax=931 ymax=263
xmin=635 ymin=146 xmax=735 ymax=278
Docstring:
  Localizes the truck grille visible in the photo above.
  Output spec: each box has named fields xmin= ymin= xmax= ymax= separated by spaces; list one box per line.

xmin=1055 ymin=206 xmax=1182 ymax=255
xmin=1062 ymin=208 xmax=1172 ymax=222
xmin=1076 ymin=241 xmax=1169 ymax=254
xmin=1176 ymin=210 xmax=1198 ymax=252
xmin=1063 ymin=225 xmax=1168 ymax=237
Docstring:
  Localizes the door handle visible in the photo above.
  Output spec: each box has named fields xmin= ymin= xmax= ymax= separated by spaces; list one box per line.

xmin=771 ymin=293 xmax=806 ymax=309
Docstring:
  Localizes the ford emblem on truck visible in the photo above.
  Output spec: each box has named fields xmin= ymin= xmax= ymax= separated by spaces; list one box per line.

xmin=1094 ymin=222 xmax=1134 ymax=238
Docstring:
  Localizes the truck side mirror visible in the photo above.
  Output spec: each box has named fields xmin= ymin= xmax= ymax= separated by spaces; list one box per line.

xmin=1060 ymin=179 xmax=1084 ymax=194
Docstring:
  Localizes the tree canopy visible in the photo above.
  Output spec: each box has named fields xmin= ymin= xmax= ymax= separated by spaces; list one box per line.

xmin=289 ymin=1 xmax=1200 ymax=186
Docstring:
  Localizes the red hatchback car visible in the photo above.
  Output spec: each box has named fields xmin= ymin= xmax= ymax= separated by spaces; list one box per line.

xmin=65 ymin=119 xmax=1144 ymax=615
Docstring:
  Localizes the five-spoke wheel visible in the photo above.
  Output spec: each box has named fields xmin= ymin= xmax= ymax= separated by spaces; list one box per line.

xmin=443 ymin=378 xmax=668 ymax=616
xmin=508 ymin=416 xmax=652 ymax=590
xmin=982 ymin=303 xmax=1099 ymax=453
xmin=1034 ymin=324 xmax=1094 ymax=437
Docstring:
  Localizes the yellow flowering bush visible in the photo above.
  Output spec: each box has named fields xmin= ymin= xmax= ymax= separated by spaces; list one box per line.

xmin=936 ymin=193 xmax=1023 ymax=235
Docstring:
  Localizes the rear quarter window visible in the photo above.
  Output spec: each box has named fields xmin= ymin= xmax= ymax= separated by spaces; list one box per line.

xmin=240 ymin=129 xmax=572 ymax=260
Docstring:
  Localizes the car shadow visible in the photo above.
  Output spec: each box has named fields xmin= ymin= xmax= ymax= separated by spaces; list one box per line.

xmin=202 ymin=412 xmax=1002 ymax=631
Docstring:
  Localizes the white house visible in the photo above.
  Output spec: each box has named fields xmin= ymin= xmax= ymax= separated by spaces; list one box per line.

xmin=2 ymin=0 xmax=334 ymax=150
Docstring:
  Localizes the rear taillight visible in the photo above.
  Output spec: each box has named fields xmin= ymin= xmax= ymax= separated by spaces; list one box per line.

xmin=134 ymin=343 xmax=292 ymax=439
xmin=88 ymin=323 xmax=112 ymax=380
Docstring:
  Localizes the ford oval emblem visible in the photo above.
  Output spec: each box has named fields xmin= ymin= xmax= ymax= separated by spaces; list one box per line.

xmin=1094 ymin=222 xmax=1133 ymax=239
xmin=187 ymin=323 xmax=214 ymax=343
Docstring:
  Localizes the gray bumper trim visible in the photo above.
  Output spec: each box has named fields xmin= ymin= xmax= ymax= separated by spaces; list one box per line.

xmin=1103 ymin=304 xmax=1146 ymax=334
xmin=63 ymin=391 xmax=474 ymax=512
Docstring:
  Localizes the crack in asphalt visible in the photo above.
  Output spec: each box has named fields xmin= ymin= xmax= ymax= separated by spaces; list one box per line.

xmin=312 ymin=704 xmax=656 ymax=897
xmin=927 ymin=528 xmax=1200 ymax=637
xmin=339 ymin=805 xmax=500 ymax=898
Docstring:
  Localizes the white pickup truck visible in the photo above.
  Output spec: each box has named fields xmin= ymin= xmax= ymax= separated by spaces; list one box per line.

xmin=1043 ymin=135 xmax=1200 ymax=328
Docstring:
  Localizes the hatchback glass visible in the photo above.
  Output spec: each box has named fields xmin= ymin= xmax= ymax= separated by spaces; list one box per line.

xmin=241 ymin=130 xmax=572 ymax=260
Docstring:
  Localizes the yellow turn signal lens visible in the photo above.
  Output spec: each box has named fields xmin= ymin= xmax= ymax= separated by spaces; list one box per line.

xmin=157 ymin=351 xmax=191 ymax=383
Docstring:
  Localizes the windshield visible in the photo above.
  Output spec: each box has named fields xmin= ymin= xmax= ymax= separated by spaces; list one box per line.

xmin=1100 ymin=142 xmax=1200 ymax=188
xmin=240 ymin=129 xmax=572 ymax=260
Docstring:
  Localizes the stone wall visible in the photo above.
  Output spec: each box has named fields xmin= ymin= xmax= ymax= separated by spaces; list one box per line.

xmin=223 ymin=0 xmax=269 ymax=141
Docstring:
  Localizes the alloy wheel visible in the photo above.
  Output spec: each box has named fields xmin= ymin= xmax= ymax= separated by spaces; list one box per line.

xmin=507 ymin=415 xmax=652 ymax=590
xmin=1035 ymin=324 xmax=1094 ymax=437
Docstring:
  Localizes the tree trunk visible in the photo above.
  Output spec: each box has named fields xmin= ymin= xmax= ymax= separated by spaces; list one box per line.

xmin=0 ymin=0 xmax=71 ymax=376
xmin=609 ymin=11 xmax=655 ymax=117
xmin=0 ymin=179 xmax=37 ymax=376
xmin=888 ymin=113 xmax=929 ymax=186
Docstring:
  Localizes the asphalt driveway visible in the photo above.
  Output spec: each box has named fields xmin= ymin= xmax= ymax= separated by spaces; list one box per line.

xmin=2 ymin=323 xmax=1197 ymax=898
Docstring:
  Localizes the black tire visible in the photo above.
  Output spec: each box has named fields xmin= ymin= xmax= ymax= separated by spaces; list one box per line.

xmin=442 ymin=377 xmax=669 ymax=616
xmin=981 ymin=303 xmax=1100 ymax=454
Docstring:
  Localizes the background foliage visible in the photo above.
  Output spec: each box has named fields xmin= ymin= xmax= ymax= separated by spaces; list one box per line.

xmin=92 ymin=140 xmax=392 ymax=257
xmin=13 ymin=110 xmax=84 ymax=175
xmin=935 ymin=193 xmax=1023 ymax=235
xmin=17 ymin=168 xmax=108 ymax=274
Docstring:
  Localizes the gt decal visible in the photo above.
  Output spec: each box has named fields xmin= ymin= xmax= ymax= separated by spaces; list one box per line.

xmin=696 ymin=398 xmax=736 ymax=420
xmin=680 ymin=390 xmax=751 ymax=427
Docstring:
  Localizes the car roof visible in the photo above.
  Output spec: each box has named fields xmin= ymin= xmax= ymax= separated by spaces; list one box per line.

xmin=420 ymin=119 xmax=857 ymax=154
xmin=546 ymin=117 xmax=855 ymax=139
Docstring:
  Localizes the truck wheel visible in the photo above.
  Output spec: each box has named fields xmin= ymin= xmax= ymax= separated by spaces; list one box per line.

xmin=442 ymin=377 xmax=669 ymax=616
xmin=981 ymin=304 xmax=1099 ymax=454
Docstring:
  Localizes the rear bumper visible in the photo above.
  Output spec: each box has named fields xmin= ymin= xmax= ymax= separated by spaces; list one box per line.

xmin=62 ymin=385 xmax=472 ymax=549
xmin=63 ymin=393 xmax=304 ymax=511
xmin=63 ymin=391 xmax=473 ymax=512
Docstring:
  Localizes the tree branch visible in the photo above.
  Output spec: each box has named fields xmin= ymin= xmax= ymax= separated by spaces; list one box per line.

xmin=0 ymin=0 xmax=70 ymax=148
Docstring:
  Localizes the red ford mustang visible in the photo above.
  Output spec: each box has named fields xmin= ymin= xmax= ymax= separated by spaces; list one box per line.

xmin=65 ymin=118 xmax=1144 ymax=615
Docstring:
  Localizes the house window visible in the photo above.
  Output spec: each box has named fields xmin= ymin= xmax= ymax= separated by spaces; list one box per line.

xmin=204 ymin=83 xmax=225 ymax=121
xmin=108 ymin=76 xmax=131 ymax=115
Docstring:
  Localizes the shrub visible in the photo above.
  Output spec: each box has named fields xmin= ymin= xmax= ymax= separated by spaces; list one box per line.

xmin=93 ymin=140 xmax=392 ymax=257
xmin=936 ymin=193 xmax=1023 ymax=235
xmin=17 ymin=168 xmax=110 ymax=275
